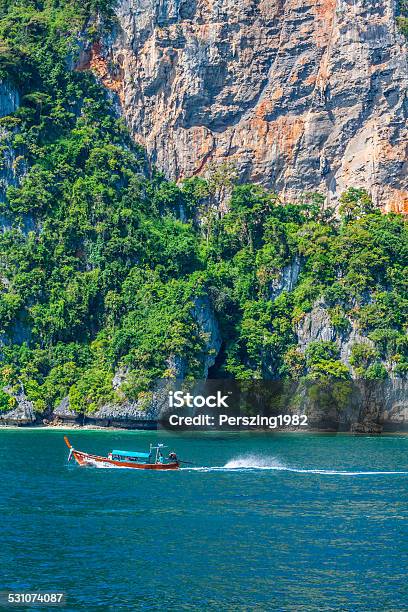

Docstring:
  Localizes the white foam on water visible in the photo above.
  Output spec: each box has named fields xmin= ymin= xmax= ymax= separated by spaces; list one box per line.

xmin=224 ymin=454 xmax=284 ymax=470
xmin=181 ymin=454 xmax=408 ymax=476
xmin=86 ymin=459 xmax=129 ymax=469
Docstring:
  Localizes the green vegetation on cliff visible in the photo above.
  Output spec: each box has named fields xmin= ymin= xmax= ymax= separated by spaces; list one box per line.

xmin=397 ymin=0 xmax=408 ymax=37
xmin=0 ymin=1 xmax=407 ymax=414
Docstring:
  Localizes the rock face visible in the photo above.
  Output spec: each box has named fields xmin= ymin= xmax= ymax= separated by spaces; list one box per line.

xmin=0 ymin=81 xmax=19 ymax=118
xmin=0 ymin=387 xmax=36 ymax=426
xmin=85 ymin=392 xmax=166 ymax=428
xmin=0 ymin=81 xmax=26 ymax=203
xmin=297 ymin=299 xmax=380 ymax=372
xmin=296 ymin=301 xmax=337 ymax=348
xmin=382 ymin=379 xmax=408 ymax=432
xmin=191 ymin=295 xmax=222 ymax=377
xmin=292 ymin=379 xmax=408 ymax=433
xmin=101 ymin=0 xmax=408 ymax=212
xmin=270 ymin=257 xmax=301 ymax=300
xmin=53 ymin=396 xmax=81 ymax=425
xmin=294 ymin=300 xmax=408 ymax=431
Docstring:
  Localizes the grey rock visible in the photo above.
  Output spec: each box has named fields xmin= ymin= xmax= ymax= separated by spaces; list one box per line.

xmin=339 ymin=329 xmax=375 ymax=371
xmin=0 ymin=129 xmax=28 ymax=204
xmin=296 ymin=300 xmax=375 ymax=365
xmin=0 ymin=387 xmax=35 ymax=425
xmin=88 ymin=383 xmax=169 ymax=428
xmin=0 ymin=213 xmax=13 ymax=232
xmin=191 ymin=294 xmax=222 ymax=377
xmin=296 ymin=301 xmax=337 ymax=350
xmin=53 ymin=397 xmax=79 ymax=422
xmin=270 ymin=257 xmax=301 ymax=300
xmin=290 ymin=378 xmax=408 ymax=434
xmin=0 ymin=313 xmax=33 ymax=349
xmin=295 ymin=300 xmax=400 ymax=378
xmin=381 ymin=379 xmax=408 ymax=432
xmin=164 ymin=294 xmax=222 ymax=378
xmin=165 ymin=354 xmax=186 ymax=379
xmin=295 ymin=299 xmax=392 ymax=374
xmin=0 ymin=81 xmax=19 ymax=118
xmin=292 ymin=300 xmax=408 ymax=432
xmin=112 ymin=366 xmax=130 ymax=390
xmin=0 ymin=82 xmax=25 ymax=202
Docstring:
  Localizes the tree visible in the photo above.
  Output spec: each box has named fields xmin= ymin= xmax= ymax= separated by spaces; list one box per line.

xmin=205 ymin=160 xmax=238 ymax=207
xmin=339 ymin=188 xmax=377 ymax=222
xmin=283 ymin=346 xmax=306 ymax=379
xmin=349 ymin=342 xmax=377 ymax=377
xmin=365 ymin=363 xmax=388 ymax=380
xmin=305 ymin=341 xmax=339 ymax=365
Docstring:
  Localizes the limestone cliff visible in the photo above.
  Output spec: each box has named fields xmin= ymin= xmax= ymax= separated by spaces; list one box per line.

xmin=0 ymin=81 xmax=25 ymax=204
xmin=294 ymin=300 xmax=408 ymax=432
xmin=96 ymin=0 xmax=407 ymax=212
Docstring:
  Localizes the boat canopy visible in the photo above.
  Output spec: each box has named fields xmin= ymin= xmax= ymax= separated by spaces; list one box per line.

xmin=112 ymin=450 xmax=151 ymax=459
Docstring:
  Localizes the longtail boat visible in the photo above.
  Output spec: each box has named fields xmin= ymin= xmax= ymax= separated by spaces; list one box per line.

xmin=64 ymin=436 xmax=180 ymax=470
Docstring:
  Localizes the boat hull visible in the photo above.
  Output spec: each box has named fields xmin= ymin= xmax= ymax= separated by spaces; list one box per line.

xmin=71 ymin=449 xmax=179 ymax=470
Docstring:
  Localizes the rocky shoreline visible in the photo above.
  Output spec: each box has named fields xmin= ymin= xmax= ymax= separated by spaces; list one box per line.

xmin=1 ymin=376 xmax=407 ymax=434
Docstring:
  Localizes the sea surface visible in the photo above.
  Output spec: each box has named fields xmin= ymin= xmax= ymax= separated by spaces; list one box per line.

xmin=1 ymin=429 xmax=407 ymax=611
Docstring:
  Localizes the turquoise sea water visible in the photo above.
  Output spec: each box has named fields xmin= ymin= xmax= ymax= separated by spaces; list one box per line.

xmin=1 ymin=429 xmax=407 ymax=611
